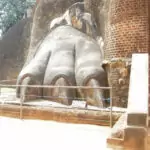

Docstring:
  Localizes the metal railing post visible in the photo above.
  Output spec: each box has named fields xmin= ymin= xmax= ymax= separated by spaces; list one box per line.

xmin=0 ymin=79 xmax=114 ymax=126
xmin=20 ymin=95 xmax=24 ymax=120
xmin=110 ymin=87 xmax=113 ymax=128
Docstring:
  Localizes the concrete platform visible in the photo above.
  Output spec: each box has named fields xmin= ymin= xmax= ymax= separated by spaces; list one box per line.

xmin=0 ymin=117 xmax=115 ymax=150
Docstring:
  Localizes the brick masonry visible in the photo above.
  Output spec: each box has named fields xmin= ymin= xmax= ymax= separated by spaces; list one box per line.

xmin=148 ymin=1 xmax=150 ymax=125
xmin=148 ymin=53 xmax=150 ymax=117
xmin=104 ymin=0 xmax=149 ymax=107
xmin=105 ymin=0 xmax=149 ymax=59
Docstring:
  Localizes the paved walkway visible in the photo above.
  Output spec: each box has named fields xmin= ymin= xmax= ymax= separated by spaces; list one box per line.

xmin=0 ymin=117 xmax=118 ymax=150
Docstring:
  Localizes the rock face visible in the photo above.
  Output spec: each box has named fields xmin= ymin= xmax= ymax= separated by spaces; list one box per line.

xmin=26 ymin=0 xmax=83 ymax=66
xmin=84 ymin=0 xmax=110 ymax=38
xmin=0 ymin=18 xmax=32 ymax=81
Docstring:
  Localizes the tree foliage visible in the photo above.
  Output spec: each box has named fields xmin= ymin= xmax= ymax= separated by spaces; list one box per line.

xmin=0 ymin=0 xmax=35 ymax=35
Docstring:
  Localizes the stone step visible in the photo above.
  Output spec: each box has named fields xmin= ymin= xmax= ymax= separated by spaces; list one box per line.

xmin=147 ymin=128 xmax=150 ymax=149
xmin=107 ymin=137 xmax=124 ymax=146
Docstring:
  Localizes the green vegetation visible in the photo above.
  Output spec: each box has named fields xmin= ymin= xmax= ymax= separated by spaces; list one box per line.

xmin=0 ymin=0 xmax=35 ymax=36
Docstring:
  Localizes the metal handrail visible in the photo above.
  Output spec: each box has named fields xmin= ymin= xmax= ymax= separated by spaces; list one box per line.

xmin=0 ymin=82 xmax=113 ymax=128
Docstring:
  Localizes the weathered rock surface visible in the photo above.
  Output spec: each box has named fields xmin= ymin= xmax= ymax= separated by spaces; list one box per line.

xmin=26 ymin=0 xmax=83 ymax=65
xmin=0 ymin=18 xmax=32 ymax=81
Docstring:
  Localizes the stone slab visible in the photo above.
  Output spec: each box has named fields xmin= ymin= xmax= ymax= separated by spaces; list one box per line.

xmin=127 ymin=54 xmax=148 ymax=126
xmin=127 ymin=113 xmax=147 ymax=127
xmin=107 ymin=137 xmax=124 ymax=146
xmin=0 ymin=117 xmax=112 ymax=150
xmin=124 ymin=126 xmax=147 ymax=149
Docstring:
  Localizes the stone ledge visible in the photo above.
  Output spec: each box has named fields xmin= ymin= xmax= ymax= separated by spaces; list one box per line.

xmin=127 ymin=113 xmax=147 ymax=126
xmin=107 ymin=137 xmax=124 ymax=146
xmin=106 ymin=114 xmax=126 ymax=147
xmin=107 ymin=126 xmax=148 ymax=149
xmin=124 ymin=126 xmax=147 ymax=149
xmin=107 ymin=54 xmax=149 ymax=149
xmin=127 ymin=54 xmax=148 ymax=126
xmin=0 ymin=102 xmax=122 ymax=126
xmin=110 ymin=113 xmax=127 ymax=139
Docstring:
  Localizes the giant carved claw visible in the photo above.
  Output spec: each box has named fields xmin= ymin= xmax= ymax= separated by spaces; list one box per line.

xmin=16 ymin=26 xmax=107 ymax=107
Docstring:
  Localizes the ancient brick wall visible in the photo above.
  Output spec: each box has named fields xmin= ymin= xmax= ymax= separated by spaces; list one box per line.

xmin=105 ymin=0 xmax=149 ymax=59
xmin=149 ymin=54 xmax=150 ymax=125
xmin=104 ymin=0 xmax=149 ymax=107
xmin=149 ymin=55 xmax=150 ymax=119
xmin=148 ymin=1 xmax=150 ymax=126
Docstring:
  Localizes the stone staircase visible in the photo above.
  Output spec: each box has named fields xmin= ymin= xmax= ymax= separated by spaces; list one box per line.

xmin=147 ymin=129 xmax=150 ymax=149
xmin=107 ymin=54 xmax=149 ymax=150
